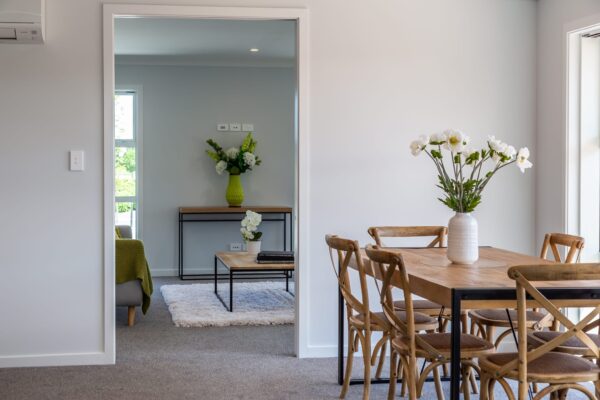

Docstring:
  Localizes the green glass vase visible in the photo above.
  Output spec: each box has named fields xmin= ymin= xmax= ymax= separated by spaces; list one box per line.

xmin=226 ymin=174 xmax=244 ymax=207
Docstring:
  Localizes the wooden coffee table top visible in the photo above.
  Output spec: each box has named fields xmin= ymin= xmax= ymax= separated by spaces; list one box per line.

xmin=216 ymin=252 xmax=295 ymax=271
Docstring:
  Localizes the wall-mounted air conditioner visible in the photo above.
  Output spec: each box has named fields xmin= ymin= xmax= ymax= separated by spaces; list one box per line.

xmin=0 ymin=0 xmax=45 ymax=44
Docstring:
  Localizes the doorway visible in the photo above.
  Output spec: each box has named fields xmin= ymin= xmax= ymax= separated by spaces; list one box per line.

xmin=103 ymin=5 xmax=309 ymax=362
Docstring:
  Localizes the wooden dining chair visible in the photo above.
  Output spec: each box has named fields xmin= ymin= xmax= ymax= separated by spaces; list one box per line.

xmin=366 ymin=245 xmax=494 ymax=400
xmin=367 ymin=226 xmax=464 ymax=330
xmin=468 ymin=233 xmax=585 ymax=348
xmin=326 ymin=235 xmax=438 ymax=400
xmin=479 ymin=263 xmax=600 ymax=400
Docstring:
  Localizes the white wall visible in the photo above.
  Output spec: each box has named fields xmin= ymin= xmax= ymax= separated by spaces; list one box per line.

xmin=0 ymin=0 xmax=537 ymax=366
xmin=536 ymin=0 xmax=600 ymax=250
xmin=116 ymin=64 xmax=295 ymax=275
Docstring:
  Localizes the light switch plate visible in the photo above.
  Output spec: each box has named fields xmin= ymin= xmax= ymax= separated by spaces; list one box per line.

xmin=229 ymin=123 xmax=241 ymax=132
xmin=70 ymin=150 xmax=84 ymax=171
xmin=242 ymin=123 xmax=254 ymax=132
xmin=217 ymin=123 xmax=229 ymax=131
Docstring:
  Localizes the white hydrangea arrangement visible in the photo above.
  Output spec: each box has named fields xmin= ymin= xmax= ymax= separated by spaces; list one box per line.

xmin=240 ymin=210 xmax=262 ymax=242
xmin=206 ymin=132 xmax=261 ymax=175
xmin=410 ymin=129 xmax=532 ymax=213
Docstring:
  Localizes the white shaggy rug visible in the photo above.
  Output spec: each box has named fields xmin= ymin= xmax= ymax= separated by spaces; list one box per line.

xmin=160 ymin=281 xmax=294 ymax=327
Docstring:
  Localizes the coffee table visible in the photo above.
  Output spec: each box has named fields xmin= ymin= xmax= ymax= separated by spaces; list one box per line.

xmin=214 ymin=252 xmax=295 ymax=312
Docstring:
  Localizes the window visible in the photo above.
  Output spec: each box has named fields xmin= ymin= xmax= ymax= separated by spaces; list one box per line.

xmin=114 ymin=89 xmax=140 ymax=238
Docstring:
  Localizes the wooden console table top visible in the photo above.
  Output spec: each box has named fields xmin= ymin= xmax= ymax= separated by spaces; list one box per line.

xmin=179 ymin=206 xmax=292 ymax=214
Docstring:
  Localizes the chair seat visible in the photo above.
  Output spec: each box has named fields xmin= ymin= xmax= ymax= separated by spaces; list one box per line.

xmin=392 ymin=333 xmax=494 ymax=358
xmin=469 ymin=309 xmax=552 ymax=328
xmin=354 ymin=311 xmax=438 ymax=331
xmin=479 ymin=352 xmax=600 ymax=383
xmin=394 ymin=299 xmax=444 ymax=313
xmin=529 ymin=330 xmax=600 ymax=356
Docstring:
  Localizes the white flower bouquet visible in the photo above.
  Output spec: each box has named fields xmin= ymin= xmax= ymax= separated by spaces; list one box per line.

xmin=240 ymin=210 xmax=262 ymax=242
xmin=206 ymin=132 xmax=261 ymax=175
xmin=410 ymin=129 xmax=532 ymax=213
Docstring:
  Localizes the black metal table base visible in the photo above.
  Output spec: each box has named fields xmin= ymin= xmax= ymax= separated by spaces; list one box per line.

xmin=214 ymin=256 xmax=294 ymax=312
xmin=179 ymin=210 xmax=293 ymax=280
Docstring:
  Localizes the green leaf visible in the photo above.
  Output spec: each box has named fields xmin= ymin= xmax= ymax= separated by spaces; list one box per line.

xmin=431 ymin=149 xmax=443 ymax=159
xmin=206 ymin=150 xmax=220 ymax=162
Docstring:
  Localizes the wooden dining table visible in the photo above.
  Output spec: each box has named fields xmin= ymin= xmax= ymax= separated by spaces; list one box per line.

xmin=341 ymin=246 xmax=600 ymax=400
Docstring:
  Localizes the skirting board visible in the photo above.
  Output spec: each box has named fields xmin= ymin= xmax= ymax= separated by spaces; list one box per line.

xmin=302 ymin=336 xmax=516 ymax=359
xmin=0 ymin=351 xmax=113 ymax=369
xmin=151 ymin=267 xmax=213 ymax=277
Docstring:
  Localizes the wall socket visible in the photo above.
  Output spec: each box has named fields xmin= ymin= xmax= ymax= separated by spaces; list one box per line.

xmin=230 ymin=243 xmax=243 ymax=251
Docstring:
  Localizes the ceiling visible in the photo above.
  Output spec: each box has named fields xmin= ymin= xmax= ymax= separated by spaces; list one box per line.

xmin=115 ymin=18 xmax=296 ymax=67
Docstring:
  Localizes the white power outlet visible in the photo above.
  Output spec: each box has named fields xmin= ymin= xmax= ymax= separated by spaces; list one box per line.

xmin=230 ymin=243 xmax=243 ymax=251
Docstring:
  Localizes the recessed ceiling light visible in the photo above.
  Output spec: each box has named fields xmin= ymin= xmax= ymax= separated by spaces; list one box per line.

xmin=249 ymin=48 xmax=260 ymax=52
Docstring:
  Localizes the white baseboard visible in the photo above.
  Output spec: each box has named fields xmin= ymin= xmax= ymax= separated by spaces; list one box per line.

xmin=151 ymin=267 xmax=212 ymax=277
xmin=0 ymin=351 xmax=113 ymax=368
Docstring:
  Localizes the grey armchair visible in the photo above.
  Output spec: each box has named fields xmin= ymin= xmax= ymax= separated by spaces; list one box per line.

xmin=116 ymin=225 xmax=143 ymax=326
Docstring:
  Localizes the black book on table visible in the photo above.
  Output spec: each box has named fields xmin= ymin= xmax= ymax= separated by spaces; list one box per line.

xmin=256 ymin=251 xmax=294 ymax=263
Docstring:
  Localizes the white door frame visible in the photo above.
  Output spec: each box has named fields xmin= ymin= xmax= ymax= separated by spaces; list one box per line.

xmin=102 ymin=4 xmax=310 ymax=362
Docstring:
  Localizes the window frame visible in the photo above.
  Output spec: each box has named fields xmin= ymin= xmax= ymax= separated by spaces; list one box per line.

xmin=115 ymin=86 xmax=143 ymax=239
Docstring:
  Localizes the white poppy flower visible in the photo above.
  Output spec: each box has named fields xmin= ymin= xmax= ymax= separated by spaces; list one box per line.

xmin=503 ymin=145 xmax=516 ymax=159
xmin=516 ymin=147 xmax=533 ymax=173
xmin=430 ymin=132 xmax=447 ymax=144
xmin=243 ymin=152 xmax=257 ymax=167
xmin=488 ymin=136 xmax=507 ymax=153
xmin=225 ymin=147 xmax=239 ymax=160
xmin=215 ymin=160 xmax=227 ymax=175
xmin=409 ymin=134 xmax=429 ymax=156
xmin=443 ymin=129 xmax=466 ymax=152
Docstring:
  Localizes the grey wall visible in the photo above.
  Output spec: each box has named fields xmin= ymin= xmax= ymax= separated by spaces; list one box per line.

xmin=536 ymin=0 xmax=600 ymax=249
xmin=0 ymin=0 xmax=539 ymax=365
xmin=116 ymin=64 xmax=295 ymax=275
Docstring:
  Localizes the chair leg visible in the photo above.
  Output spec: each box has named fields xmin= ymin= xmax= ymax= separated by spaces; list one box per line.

xmin=361 ymin=330 xmax=372 ymax=400
xmin=339 ymin=328 xmax=355 ymax=399
xmin=127 ymin=306 xmax=136 ymax=326
xmin=486 ymin=325 xmax=496 ymax=344
xmin=461 ymin=312 xmax=468 ymax=334
xmin=480 ymin=372 xmax=491 ymax=400
xmin=375 ymin=337 xmax=387 ymax=379
xmin=469 ymin=366 xmax=479 ymax=394
xmin=432 ymin=364 xmax=444 ymax=400
xmin=387 ymin=348 xmax=398 ymax=400
xmin=461 ymin=364 xmax=471 ymax=400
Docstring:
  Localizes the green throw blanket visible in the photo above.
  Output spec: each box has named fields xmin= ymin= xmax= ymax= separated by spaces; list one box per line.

xmin=116 ymin=238 xmax=153 ymax=314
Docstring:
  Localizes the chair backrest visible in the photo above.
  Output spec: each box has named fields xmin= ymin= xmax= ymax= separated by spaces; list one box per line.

xmin=368 ymin=226 xmax=447 ymax=248
xmin=504 ymin=264 xmax=600 ymax=398
xmin=325 ymin=235 xmax=371 ymax=324
xmin=365 ymin=244 xmax=444 ymax=360
xmin=540 ymin=233 xmax=584 ymax=263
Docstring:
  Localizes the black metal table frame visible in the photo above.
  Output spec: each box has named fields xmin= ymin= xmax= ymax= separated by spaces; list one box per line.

xmin=179 ymin=210 xmax=293 ymax=280
xmin=338 ymin=284 xmax=600 ymax=399
xmin=214 ymin=255 xmax=294 ymax=312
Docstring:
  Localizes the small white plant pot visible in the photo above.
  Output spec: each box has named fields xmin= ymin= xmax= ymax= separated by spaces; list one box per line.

xmin=447 ymin=212 xmax=478 ymax=264
xmin=246 ymin=240 xmax=262 ymax=254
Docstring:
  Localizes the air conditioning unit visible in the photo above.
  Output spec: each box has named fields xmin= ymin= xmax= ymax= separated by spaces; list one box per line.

xmin=0 ymin=0 xmax=45 ymax=44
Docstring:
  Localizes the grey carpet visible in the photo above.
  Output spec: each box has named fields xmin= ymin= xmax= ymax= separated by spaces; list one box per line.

xmin=0 ymin=277 xmax=593 ymax=399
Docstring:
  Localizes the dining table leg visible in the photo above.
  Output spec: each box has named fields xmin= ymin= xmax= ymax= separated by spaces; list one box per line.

xmin=450 ymin=289 xmax=462 ymax=400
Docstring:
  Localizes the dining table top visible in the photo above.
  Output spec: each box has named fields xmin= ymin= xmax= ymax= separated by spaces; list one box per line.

xmin=354 ymin=246 xmax=600 ymax=308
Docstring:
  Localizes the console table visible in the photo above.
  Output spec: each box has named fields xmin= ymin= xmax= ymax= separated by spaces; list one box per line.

xmin=178 ymin=206 xmax=293 ymax=280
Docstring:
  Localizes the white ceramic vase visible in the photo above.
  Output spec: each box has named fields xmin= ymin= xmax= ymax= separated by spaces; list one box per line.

xmin=447 ymin=212 xmax=478 ymax=264
xmin=246 ymin=240 xmax=262 ymax=254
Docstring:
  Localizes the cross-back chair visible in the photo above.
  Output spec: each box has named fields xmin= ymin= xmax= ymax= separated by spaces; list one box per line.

xmin=326 ymin=235 xmax=438 ymax=400
xmin=469 ymin=233 xmax=585 ymax=349
xmin=367 ymin=226 xmax=465 ymax=331
xmin=365 ymin=245 xmax=494 ymax=400
xmin=479 ymin=264 xmax=600 ymax=400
